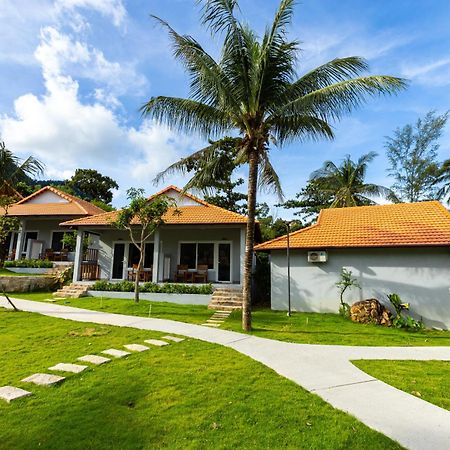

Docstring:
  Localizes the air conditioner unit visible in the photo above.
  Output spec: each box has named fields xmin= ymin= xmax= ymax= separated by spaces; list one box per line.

xmin=307 ymin=251 xmax=328 ymax=263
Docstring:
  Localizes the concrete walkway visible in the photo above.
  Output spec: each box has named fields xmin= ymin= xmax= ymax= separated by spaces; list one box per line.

xmin=2 ymin=296 xmax=450 ymax=450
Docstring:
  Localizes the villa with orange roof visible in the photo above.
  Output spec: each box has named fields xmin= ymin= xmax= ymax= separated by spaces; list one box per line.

xmin=255 ymin=201 xmax=450 ymax=329
xmin=5 ymin=186 xmax=105 ymax=261
xmin=60 ymin=186 xmax=250 ymax=287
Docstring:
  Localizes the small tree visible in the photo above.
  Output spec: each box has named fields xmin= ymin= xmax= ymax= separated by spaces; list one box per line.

xmin=112 ymin=188 xmax=174 ymax=303
xmin=335 ymin=268 xmax=360 ymax=316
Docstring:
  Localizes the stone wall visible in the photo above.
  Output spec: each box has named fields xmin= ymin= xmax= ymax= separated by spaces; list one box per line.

xmin=0 ymin=276 xmax=55 ymax=292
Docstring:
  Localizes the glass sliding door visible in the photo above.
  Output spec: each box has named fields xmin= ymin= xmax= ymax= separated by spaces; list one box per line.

xmin=218 ymin=243 xmax=231 ymax=282
xmin=112 ymin=243 xmax=125 ymax=279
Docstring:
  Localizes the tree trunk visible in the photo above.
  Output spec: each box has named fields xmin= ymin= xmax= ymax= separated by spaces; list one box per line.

xmin=134 ymin=246 xmax=145 ymax=304
xmin=242 ymin=147 xmax=259 ymax=331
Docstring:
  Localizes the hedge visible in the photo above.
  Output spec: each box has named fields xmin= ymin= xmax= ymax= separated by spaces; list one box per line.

xmin=4 ymin=259 xmax=53 ymax=269
xmin=90 ymin=280 xmax=213 ymax=295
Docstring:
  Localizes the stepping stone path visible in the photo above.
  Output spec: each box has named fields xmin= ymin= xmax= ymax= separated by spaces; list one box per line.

xmin=22 ymin=373 xmax=65 ymax=386
xmin=49 ymin=363 xmax=88 ymax=374
xmin=0 ymin=386 xmax=32 ymax=403
xmin=144 ymin=339 xmax=169 ymax=347
xmin=101 ymin=349 xmax=131 ymax=358
xmin=78 ymin=355 xmax=111 ymax=365
xmin=162 ymin=336 xmax=184 ymax=342
xmin=201 ymin=310 xmax=231 ymax=328
xmin=124 ymin=344 xmax=149 ymax=352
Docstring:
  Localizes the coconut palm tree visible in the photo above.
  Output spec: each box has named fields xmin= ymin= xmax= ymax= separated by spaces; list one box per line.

xmin=141 ymin=0 xmax=407 ymax=331
xmin=0 ymin=141 xmax=44 ymax=188
xmin=436 ymin=158 xmax=450 ymax=203
xmin=310 ymin=151 xmax=398 ymax=207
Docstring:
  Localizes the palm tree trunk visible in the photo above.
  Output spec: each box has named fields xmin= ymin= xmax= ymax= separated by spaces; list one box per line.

xmin=242 ymin=148 xmax=258 ymax=331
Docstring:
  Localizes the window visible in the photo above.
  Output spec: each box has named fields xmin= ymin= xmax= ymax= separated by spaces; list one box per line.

xmin=180 ymin=243 xmax=214 ymax=269
xmin=51 ymin=232 xmax=65 ymax=251
xmin=180 ymin=243 xmax=196 ymax=268
xmin=197 ymin=243 xmax=214 ymax=269
xmin=128 ymin=243 xmax=154 ymax=268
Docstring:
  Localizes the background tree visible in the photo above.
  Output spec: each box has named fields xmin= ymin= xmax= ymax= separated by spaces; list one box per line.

xmin=112 ymin=188 xmax=174 ymax=303
xmin=282 ymin=178 xmax=334 ymax=222
xmin=143 ymin=0 xmax=406 ymax=330
xmin=385 ymin=110 xmax=448 ymax=202
xmin=0 ymin=141 xmax=44 ymax=188
xmin=0 ymin=196 xmax=20 ymax=266
xmin=308 ymin=152 xmax=398 ymax=207
xmin=67 ymin=169 xmax=118 ymax=205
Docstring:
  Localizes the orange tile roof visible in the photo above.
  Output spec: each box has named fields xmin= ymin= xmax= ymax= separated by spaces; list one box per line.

xmin=7 ymin=186 xmax=105 ymax=217
xmin=60 ymin=186 xmax=248 ymax=227
xmin=255 ymin=201 xmax=450 ymax=250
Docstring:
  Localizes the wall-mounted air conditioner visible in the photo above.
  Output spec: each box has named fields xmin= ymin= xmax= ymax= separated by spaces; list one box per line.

xmin=307 ymin=250 xmax=328 ymax=263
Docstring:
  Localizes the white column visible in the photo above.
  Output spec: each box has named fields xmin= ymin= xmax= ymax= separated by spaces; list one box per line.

xmin=15 ymin=220 xmax=26 ymax=260
xmin=72 ymin=230 xmax=84 ymax=283
xmin=152 ymin=229 xmax=160 ymax=283
xmin=239 ymin=226 xmax=246 ymax=285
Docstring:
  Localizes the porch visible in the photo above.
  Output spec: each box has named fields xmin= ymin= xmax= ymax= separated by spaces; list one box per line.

xmin=72 ymin=225 xmax=246 ymax=286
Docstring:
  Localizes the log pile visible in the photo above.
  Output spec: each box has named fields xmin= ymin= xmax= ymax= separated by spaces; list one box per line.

xmin=350 ymin=299 xmax=392 ymax=326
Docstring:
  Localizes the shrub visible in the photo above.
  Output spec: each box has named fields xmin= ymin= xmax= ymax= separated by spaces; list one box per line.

xmin=90 ymin=280 xmax=213 ymax=295
xmin=387 ymin=293 xmax=424 ymax=331
xmin=336 ymin=268 xmax=360 ymax=317
xmin=4 ymin=259 xmax=53 ymax=268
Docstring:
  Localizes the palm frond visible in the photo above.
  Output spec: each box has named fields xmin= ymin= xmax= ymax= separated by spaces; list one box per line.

xmin=269 ymin=114 xmax=334 ymax=145
xmin=198 ymin=0 xmax=240 ymax=35
xmin=151 ymin=16 xmax=236 ymax=107
xmin=277 ymin=75 xmax=408 ymax=122
xmin=259 ymin=152 xmax=284 ymax=200
xmin=141 ymin=96 xmax=233 ymax=138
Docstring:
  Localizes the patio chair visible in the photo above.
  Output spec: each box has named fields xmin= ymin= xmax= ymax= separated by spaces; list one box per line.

xmin=44 ymin=249 xmax=54 ymax=261
xmin=193 ymin=265 xmax=208 ymax=283
xmin=174 ymin=264 xmax=188 ymax=282
xmin=59 ymin=249 xmax=69 ymax=261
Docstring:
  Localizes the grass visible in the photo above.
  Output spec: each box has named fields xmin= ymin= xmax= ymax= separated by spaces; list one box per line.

xmin=11 ymin=292 xmax=450 ymax=347
xmin=12 ymin=291 xmax=213 ymax=325
xmin=353 ymin=360 xmax=450 ymax=411
xmin=0 ymin=309 xmax=401 ymax=449
xmin=0 ymin=268 xmax=46 ymax=276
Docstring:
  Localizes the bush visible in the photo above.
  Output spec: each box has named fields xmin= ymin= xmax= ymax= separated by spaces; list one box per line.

xmin=387 ymin=293 xmax=424 ymax=331
xmin=4 ymin=259 xmax=53 ymax=268
xmin=90 ymin=280 xmax=213 ymax=295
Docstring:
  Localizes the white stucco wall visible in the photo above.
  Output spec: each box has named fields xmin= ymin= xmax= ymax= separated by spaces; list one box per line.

xmin=270 ymin=247 xmax=450 ymax=330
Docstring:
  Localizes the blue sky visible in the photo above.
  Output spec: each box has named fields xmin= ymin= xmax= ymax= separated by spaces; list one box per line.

xmin=0 ymin=0 xmax=449 ymax=217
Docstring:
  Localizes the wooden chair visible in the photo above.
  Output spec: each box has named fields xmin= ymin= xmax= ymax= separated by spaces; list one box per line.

xmin=193 ymin=265 xmax=208 ymax=283
xmin=44 ymin=249 xmax=54 ymax=261
xmin=59 ymin=249 xmax=69 ymax=261
xmin=174 ymin=264 xmax=188 ymax=282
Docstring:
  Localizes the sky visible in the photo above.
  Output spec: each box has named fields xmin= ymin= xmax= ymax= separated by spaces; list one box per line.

xmin=0 ymin=0 xmax=449 ymax=218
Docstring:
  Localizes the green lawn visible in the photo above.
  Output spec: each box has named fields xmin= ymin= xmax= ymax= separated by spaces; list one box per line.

xmin=0 ymin=268 xmax=45 ymax=276
xmin=353 ymin=360 xmax=450 ymax=411
xmin=11 ymin=292 xmax=450 ymax=347
xmin=0 ymin=309 xmax=401 ymax=449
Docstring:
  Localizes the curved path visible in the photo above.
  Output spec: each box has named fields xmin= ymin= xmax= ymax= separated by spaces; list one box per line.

xmin=2 ymin=296 xmax=450 ymax=450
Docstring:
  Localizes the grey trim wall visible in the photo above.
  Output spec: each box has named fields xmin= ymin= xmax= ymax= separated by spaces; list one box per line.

xmin=87 ymin=290 xmax=211 ymax=305
xmin=270 ymin=247 xmax=450 ymax=330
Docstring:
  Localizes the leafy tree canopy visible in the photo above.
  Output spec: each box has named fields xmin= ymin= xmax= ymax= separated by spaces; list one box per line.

xmin=385 ymin=110 xmax=448 ymax=202
xmin=67 ymin=169 xmax=119 ymax=204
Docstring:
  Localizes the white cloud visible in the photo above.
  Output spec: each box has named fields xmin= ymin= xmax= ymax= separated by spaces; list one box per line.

xmin=35 ymin=26 xmax=147 ymax=102
xmin=54 ymin=0 xmax=126 ymax=28
xmin=0 ymin=24 xmax=195 ymax=203
xmin=401 ymin=57 xmax=450 ymax=87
